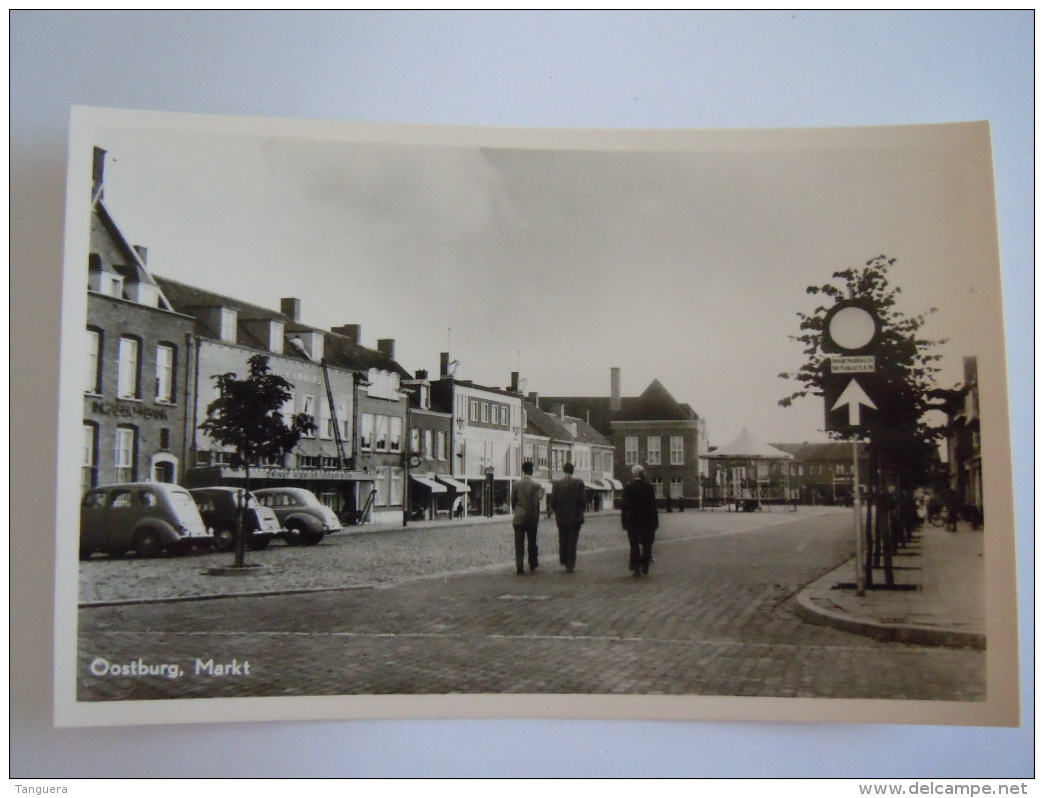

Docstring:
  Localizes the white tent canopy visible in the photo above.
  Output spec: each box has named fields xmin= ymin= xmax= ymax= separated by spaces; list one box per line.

xmin=703 ymin=428 xmax=793 ymax=460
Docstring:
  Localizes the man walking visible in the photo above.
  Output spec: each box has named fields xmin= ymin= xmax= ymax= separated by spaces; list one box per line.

xmin=621 ymin=464 xmax=659 ymax=577
xmin=511 ymin=461 xmax=544 ymax=574
xmin=550 ymin=462 xmax=586 ymax=573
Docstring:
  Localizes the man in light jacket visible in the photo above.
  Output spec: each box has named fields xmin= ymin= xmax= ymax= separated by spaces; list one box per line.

xmin=550 ymin=462 xmax=586 ymax=573
xmin=511 ymin=460 xmax=544 ymax=574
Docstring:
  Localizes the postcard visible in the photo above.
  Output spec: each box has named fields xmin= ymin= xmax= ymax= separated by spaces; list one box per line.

xmin=55 ymin=107 xmax=1019 ymax=727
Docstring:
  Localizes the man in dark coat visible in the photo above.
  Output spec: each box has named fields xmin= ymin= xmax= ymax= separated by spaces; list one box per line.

xmin=550 ymin=462 xmax=586 ymax=573
xmin=621 ymin=464 xmax=659 ymax=577
xmin=511 ymin=460 xmax=544 ymax=574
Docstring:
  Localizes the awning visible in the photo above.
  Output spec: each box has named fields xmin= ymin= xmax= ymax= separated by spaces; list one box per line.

xmin=584 ymin=480 xmax=610 ymax=491
xmin=435 ymin=476 xmax=471 ymax=493
xmin=603 ymin=478 xmax=623 ymax=490
xmin=411 ymin=475 xmax=447 ymax=493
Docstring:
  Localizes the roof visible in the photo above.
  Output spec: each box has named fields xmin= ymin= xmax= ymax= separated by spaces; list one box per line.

xmin=154 ymin=276 xmax=409 ymax=376
xmin=769 ymin=441 xmax=869 ymax=462
xmin=524 ymin=402 xmax=574 ymax=442
xmin=540 ymin=379 xmax=700 ymax=437
xmin=704 ymin=428 xmax=793 ymax=460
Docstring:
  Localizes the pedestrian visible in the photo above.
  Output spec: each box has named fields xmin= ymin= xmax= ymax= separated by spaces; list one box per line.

xmin=621 ymin=464 xmax=659 ymax=577
xmin=550 ymin=462 xmax=586 ymax=573
xmin=510 ymin=460 xmax=544 ymax=574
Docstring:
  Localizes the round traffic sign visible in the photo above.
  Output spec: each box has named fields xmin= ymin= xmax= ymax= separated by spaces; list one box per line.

xmin=822 ymin=299 xmax=881 ymax=354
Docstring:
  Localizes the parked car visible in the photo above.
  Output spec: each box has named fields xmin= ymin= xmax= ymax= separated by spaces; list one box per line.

xmin=188 ymin=487 xmax=284 ymax=552
xmin=80 ymin=482 xmax=210 ymax=559
xmin=253 ymin=487 xmax=342 ymax=546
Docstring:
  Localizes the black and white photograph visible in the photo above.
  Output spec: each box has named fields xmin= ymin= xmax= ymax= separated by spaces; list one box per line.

xmin=54 ymin=108 xmax=1018 ymax=728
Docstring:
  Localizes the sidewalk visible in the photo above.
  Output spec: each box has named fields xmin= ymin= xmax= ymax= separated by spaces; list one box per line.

xmin=793 ymin=520 xmax=986 ymax=649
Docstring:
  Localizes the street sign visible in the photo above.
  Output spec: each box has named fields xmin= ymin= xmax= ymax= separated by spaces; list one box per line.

xmin=830 ymin=355 xmax=875 ymax=374
xmin=823 ymin=374 xmax=879 ymax=432
xmin=822 ymin=299 xmax=881 ymax=355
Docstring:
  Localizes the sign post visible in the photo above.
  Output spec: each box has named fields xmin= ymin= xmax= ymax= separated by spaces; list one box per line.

xmin=821 ymin=299 xmax=883 ymax=597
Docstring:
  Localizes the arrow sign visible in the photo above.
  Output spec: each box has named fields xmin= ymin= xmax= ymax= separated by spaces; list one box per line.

xmin=831 ymin=378 xmax=877 ymax=426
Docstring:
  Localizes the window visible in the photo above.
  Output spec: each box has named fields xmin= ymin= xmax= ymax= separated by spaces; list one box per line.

xmin=107 ymin=274 xmax=124 ymax=298
xmin=423 ymin=429 xmax=434 ymax=459
xmin=155 ymin=344 xmax=175 ymax=402
xmin=300 ymin=395 xmax=316 ymax=437
xmin=470 ymin=400 xmax=479 ymax=421
xmin=670 ymin=477 xmax=683 ymax=498
xmin=86 ymin=329 xmax=102 ymax=394
xmin=410 ymin=428 xmax=421 ymax=453
xmin=374 ymin=467 xmax=388 ymax=506
xmin=219 ymin=308 xmax=237 ymax=343
xmin=82 ymin=423 xmax=98 ymax=494
xmin=114 ymin=426 xmax=136 ymax=482
xmin=647 ymin=436 xmax=661 ymax=465
xmin=481 ymin=403 xmax=490 ymax=423
xmin=523 ymin=442 xmax=534 ymax=462
xmin=651 ymin=477 xmax=664 ymax=499
xmin=670 ymin=436 xmax=684 ymax=465
xmin=374 ymin=414 xmax=389 ymax=452
xmin=436 ymin=431 xmax=447 ymax=460
xmin=159 ymin=428 xmax=171 ymax=449
xmin=117 ymin=336 xmax=140 ymax=399
xmin=359 ymin=413 xmax=374 ymax=450
xmin=389 ymin=467 xmax=403 ymax=507
xmin=624 ymin=437 xmax=638 ymax=465
xmin=389 ymin=416 xmax=403 ymax=453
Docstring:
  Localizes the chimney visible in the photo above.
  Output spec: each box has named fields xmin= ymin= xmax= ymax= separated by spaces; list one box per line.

xmin=509 ymin=372 xmax=519 ymax=392
xmin=281 ymin=297 xmax=301 ymax=322
xmin=415 ymin=369 xmax=428 ymax=380
xmin=332 ymin=324 xmax=361 ymax=345
xmin=610 ymin=367 xmax=621 ymax=413
xmin=553 ymin=402 xmax=567 ymax=419
xmin=133 ymin=245 xmax=148 ymax=265
xmin=377 ymin=338 xmax=395 ymax=360
xmin=92 ymin=147 xmax=107 ymax=200
xmin=440 ymin=352 xmax=450 ymax=378
xmin=528 ymin=391 xmax=539 ymax=405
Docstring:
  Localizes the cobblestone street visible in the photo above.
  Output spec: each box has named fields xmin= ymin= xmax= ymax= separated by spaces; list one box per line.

xmin=75 ymin=508 xmax=985 ymax=702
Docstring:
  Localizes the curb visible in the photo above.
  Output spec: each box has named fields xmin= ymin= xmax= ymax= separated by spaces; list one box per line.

xmin=792 ymin=570 xmax=986 ymax=650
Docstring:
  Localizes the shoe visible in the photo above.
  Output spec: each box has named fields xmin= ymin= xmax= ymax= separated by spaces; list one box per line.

xmin=565 ymin=567 xmax=574 ymax=574
xmin=641 ymin=564 xmax=649 ymax=576
xmin=516 ymin=567 xmax=524 ymax=575
xmin=530 ymin=564 xmax=539 ymax=572
xmin=632 ymin=569 xmax=642 ymax=578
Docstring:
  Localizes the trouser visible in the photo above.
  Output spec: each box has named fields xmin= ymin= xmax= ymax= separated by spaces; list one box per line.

xmin=627 ymin=526 xmax=656 ymax=571
xmin=557 ymin=521 xmax=583 ymax=569
xmin=513 ymin=524 xmax=539 ymax=570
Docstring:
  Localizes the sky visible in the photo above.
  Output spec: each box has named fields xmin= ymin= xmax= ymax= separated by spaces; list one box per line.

xmin=84 ymin=114 xmax=1001 ymax=448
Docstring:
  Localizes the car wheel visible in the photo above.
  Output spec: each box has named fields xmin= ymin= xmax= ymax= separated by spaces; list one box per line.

xmin=284 ymin=521 xmax=306 ymax=547
xmin=302 ymin=531 xmax=325 ymax=546
xmin=248 ymin=535 xmax=271 ymax=551
xmin=211 ymin=525 xmax=235 ymax=552
xmin=134 ymin=529 xmax=162 ymax=558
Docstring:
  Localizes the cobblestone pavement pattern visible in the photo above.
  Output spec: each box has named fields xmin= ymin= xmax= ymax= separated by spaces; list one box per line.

xmin=76 ymin=508 xmax=985 ymax=701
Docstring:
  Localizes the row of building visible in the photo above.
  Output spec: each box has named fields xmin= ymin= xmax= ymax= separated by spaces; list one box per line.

xmin=82 ymin=147 xmax=979 ymax=526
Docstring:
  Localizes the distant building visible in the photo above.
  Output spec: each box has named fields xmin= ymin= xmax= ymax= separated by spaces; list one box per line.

xmin=156 ymin=278 xmax=410 ymax=525
xmin=939 ymin=356 xmax=983 ymax=517
xmin=541 ymin=368 xmax=707 ymax=506
xmin=83 ymin=148 xmax=197 ymax=493
xmin=429 ymin=354 xmax=525 ymax=517
xmin=770 ymin=441 xmax=870 ymax=506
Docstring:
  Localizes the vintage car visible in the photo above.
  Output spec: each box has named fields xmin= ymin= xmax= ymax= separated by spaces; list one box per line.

xmin=252 ymin=487 xmax=342 ymax=546
xmin=188 ymin=487 xmax=284 ymax=551
xmin=80 ymin=482 xmax=210 ymax=559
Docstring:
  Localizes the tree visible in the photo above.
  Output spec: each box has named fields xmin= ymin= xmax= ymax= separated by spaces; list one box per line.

xmin=779 ymin=255 xmax=947 ymax=586
xmin=200 ymin=354 xmax=316 ymax=567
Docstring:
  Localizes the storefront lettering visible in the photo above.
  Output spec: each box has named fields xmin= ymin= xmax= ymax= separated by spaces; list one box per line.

xmin=90 ymin=400 xmax=170 ymax=421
